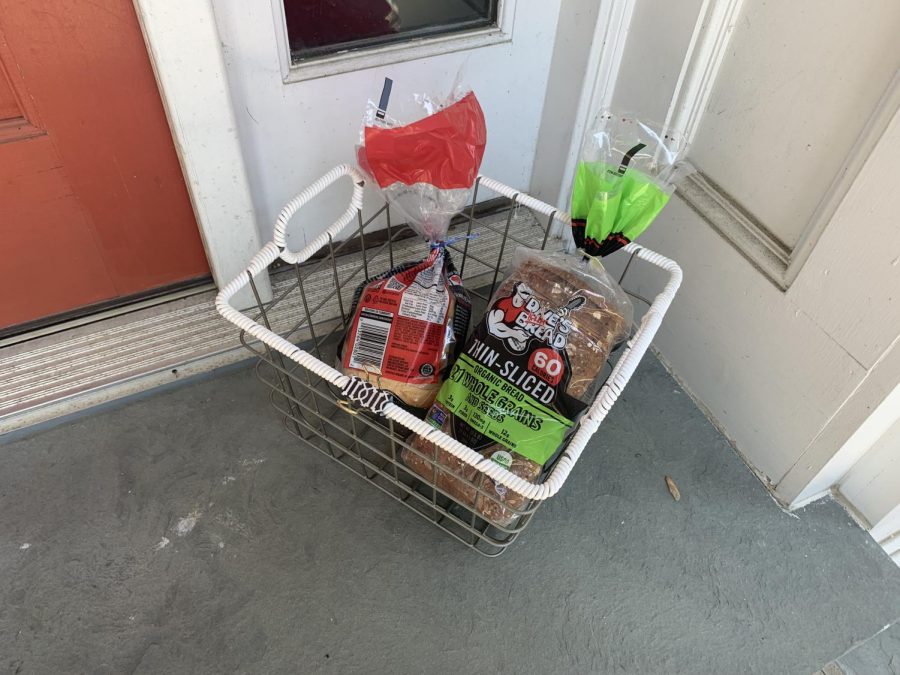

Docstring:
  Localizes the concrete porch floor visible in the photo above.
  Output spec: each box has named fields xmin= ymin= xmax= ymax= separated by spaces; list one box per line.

xmin=1 ymin=356 xmax=899 ymax=674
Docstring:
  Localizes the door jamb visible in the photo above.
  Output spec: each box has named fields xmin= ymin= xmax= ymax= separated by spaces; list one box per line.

xmin=131 ymin=0 xmax=270 ymax=308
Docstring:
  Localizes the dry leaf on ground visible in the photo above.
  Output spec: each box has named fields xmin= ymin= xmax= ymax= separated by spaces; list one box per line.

xmin=665 ymin=475 xmax=681 ymax=501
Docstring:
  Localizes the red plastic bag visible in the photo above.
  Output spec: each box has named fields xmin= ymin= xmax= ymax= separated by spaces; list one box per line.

xmin=357 ymin=83 xmax=487 ymax=243
xmin=361 ymin=92 xmax=486 ymax=190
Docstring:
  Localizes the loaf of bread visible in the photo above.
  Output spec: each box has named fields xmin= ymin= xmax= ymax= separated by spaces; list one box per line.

xmin=494 ymin=255 xmax=629 ymax=399
xmin=337 ymin=250 xmax=470 ymax=411
xmin=341 ymin=294 xmax=456 ymax=409
xmin=402 ymin=248 xmax=631 ymax=526
xmin=402 ymin=402 xmax=541 ymax=527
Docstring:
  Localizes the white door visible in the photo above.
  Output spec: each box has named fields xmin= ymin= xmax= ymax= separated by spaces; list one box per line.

xmin=594 ymin=0 xmax=900 ymax=506
xmin=208 ymin=0 xmax=585 ymax=251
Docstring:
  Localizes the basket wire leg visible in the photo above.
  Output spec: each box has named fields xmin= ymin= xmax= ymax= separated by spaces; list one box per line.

xmin=459 ymin=178 xmax=480 ymax=279
xmin=427 ymin=455 xmax=451 ymax=528
xmin=346 ymin=411 xmax=377 ymax=479
xmin=298 ymin=368 xmax=330 ymax=444
xmin=336 ymin=221 xmax=375 ymax=472
xmin=541 ymin=210 xmax=556 ymax=250
xmin=618 ymin=249 xmax=639 ymax=284
xmin=386 ymin=419 xmax=411 ymax=503
xmin=489 ymin=195 xmax=517 ymax=297
xmin=248 ymin=273 xmax=304 ymax=439
xmin=327 ymin=234 xmax=347 ymax=327
xmin=468 ymin=471 xmax=487 ymax=538
xmin=286 ymin=240 xmax=350 ymax=456
xmin=286 ymin=264 xmax=333 ymax=441
xmin=294 ymin=264 xmax=324 ymax=361
xmin=388 ymin=419 xmax=404 ymax=490
xmin=430 ymin=478 xmax=445 ymax=526
xmin=357 ymin=211 xmax=369 ymax=279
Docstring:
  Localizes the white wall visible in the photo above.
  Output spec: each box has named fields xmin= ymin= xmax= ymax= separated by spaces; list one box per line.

xmin=210 ymin=0 xmax=564 ymax=252
xmin=608 ymin=0 xmax=900 ymax=503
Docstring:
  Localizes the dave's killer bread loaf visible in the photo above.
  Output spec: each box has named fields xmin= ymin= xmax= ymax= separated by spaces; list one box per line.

xmin=338 ymin=248 xmax=471 ymax=410
xmin=403 ymin=249 xmax=632 ymax=525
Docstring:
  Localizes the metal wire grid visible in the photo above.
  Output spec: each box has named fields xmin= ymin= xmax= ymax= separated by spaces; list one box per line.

xmin=237 ymin=181 xmax=649 ymax=556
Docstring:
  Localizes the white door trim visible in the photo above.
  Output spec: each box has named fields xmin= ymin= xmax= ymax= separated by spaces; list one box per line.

xmin=553 ymin=0 xmax=637 ymax=227
xmin=660 ymin=0 xmax=745 ymax=148
xmin=132 ymin=0 xmax=269 ymax=308
xmin=779 ymin=334 xmax=900 ymax=506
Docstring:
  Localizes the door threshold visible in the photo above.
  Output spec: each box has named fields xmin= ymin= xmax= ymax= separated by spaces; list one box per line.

xmin=0 ymin=348 xmax=250 ymax=442
xmin=0 ymin=277 xmax=214 ymax=348
xmin=0 ymin=284 xmax=238 ymax=435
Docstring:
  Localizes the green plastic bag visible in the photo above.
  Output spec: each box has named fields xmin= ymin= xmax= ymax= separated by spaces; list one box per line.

xmin=570 ymin=112 xmax=692 ymax=256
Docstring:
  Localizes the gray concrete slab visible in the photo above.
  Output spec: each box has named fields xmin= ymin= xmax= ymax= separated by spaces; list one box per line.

xmin=1 ymin=356 xmax=899 ymax=674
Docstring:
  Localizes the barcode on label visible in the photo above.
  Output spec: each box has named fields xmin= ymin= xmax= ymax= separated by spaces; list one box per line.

xmin=349 ymin=310 xmax=393 ymax=371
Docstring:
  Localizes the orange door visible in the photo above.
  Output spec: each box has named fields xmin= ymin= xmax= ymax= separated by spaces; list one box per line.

xmin=0 ymin=1 xmax=209 ymax=331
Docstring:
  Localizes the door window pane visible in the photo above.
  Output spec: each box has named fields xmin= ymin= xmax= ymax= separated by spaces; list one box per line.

xmin=284 ymin=0 xmax=497 ymax=62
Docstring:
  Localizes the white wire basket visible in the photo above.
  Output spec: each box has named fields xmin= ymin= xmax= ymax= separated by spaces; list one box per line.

xmin=216 ymin=165 xmax=682 ymax=556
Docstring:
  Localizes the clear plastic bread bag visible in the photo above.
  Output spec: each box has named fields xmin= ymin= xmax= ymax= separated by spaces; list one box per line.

xmin=336 ymin=251 xmax=471 ymax=410
xmin=570 ymin=110 xmax=694 ymax=256
xmin=338 ymin=80 xmax=484 ymax=410
xmin=404 ymin=248 xmax=633 ymax=525
xmin=356 ymin=78 xmax=487 ymax=244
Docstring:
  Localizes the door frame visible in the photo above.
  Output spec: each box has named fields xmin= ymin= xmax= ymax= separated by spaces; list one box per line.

xmin=132 ymin=0 xmax=270 ymax=309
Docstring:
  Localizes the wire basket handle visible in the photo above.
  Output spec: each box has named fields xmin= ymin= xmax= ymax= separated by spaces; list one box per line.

xmin=273 ymin=163 xmax=366 ymax=265
xmin=477 ymin=175 xmax=572 ymax=226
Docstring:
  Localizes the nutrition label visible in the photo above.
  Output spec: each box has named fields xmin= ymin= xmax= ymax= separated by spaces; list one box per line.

xmin=398 ymin=283 xmax=448 ymax=324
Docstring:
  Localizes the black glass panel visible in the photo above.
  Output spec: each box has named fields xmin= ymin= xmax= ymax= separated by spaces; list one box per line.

xmin=284 ymin=0 xmax=497 ymax=62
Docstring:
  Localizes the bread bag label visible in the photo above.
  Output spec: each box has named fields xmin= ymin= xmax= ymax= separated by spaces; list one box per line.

xmin=344 ymin=249 xmax=449 ymax=384
xmin=434 ymin=280 xmax=588 ymax=465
